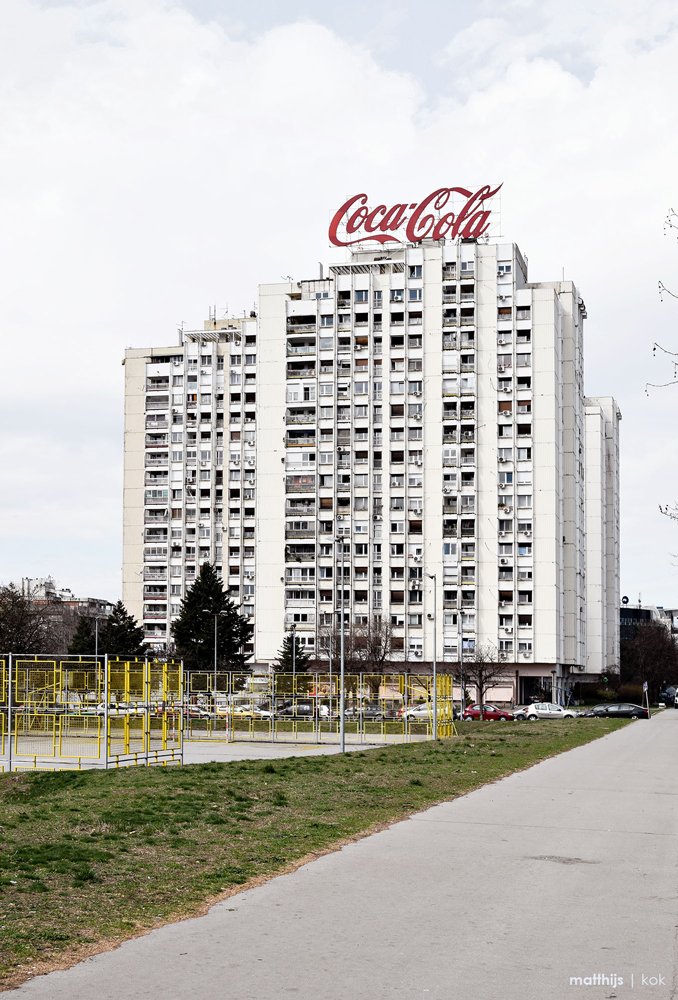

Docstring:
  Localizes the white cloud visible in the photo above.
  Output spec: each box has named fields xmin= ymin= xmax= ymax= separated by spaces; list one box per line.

xmin=1 ymin=0 xmax=678 ymax=607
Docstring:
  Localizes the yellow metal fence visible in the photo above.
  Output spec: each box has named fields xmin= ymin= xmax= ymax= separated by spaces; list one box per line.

xmin=0 ymin=656 xmax=183 ymax=771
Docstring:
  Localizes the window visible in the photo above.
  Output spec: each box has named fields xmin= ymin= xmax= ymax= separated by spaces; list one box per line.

xmin=319 ymin=383 xmax=333 ymax=396
xmin=517 ymin=448 xmax=532 ymax=460
xmin=408 ymin=288 xmax=422 ymax=302
xmin=408 ymin=473 xmax=422 ymax=487
xmin=408 ymin=381 xmax=423 ymax=394
xmin=354 ymin=497 xmax=368 ymax=510
xmin=354 ymin=382 xmax=368 ymax=394
xmin=409 ymin=265 xmax=422 ymax=278
xmin=516 ymin=354 xmax=531 ymax=367
xmin=172 ymin=451 xmax=182 ymax=461
xmin=498 ymin=472 xmax=513 ymax=485
xmin=499 ymin=640 xmax=513 ymax=652
xmin=518 ymin=543 xmax=532 ymax=556
xmin=390 ymin=289 xmax=404 ymax=302
xmin=518 ymin=521 xmax=532 ymax=533
xmin=355 ymin=289 xmax=368 ymax=302
xmin=517 ymin=495 xmax=532 ymax=508
xmin=518 ymin=641 xmax=532 ymax=652
xmin=518 ymin=591 xmax=533 ymax=604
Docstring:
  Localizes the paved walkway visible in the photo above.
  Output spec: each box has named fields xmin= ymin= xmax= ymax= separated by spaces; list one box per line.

xmin=19 ymin=713 xmax=678 ymax=999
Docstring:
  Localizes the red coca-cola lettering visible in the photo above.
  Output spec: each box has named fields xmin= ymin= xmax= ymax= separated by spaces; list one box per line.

xmin=328 ymin=185 xmax=502 ymax=246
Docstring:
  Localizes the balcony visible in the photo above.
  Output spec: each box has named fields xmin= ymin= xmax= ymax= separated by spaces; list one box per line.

xmin=145 ymin=419 xmax=168 ymax=430
xmin=286 ymin=435 xmax=316 ymax=448
xmin=443 ymin=333 xmax=458 ymax=349
xmin=286 ymin=411 xmax=316 ymax=424
xmin=145 ymin=457 xmax=169 ymax=467
xmin=460 ymin=292 xmax=474 ymax=302
xmin=146 ymin=379 xmax=169 ymax=391
xmin=442 ymin=293 xmax=457 ymax=303
xmin=443 ymin=317 xmax=458 ymax=328
xmin=145 ymin=397 xmax=170 ymax=410
xmin=286 ymin=322 xmax=316 ymax=333
xmin=286 ymin=366 xmax=316 ymax=380
xmin=144 ymin=512 xmax=168 ymax=523
xmin=143 ymin=569 xmax=167 ymax=581
xmin=145 ymin=474 xmax=168 ymax=485
xmin=460 ymin=315 xmax=475 ymax=326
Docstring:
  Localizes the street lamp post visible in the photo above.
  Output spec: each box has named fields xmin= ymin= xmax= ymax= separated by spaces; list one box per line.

xmin=335 ymin=537 xmax=345 ymax=754
xmin=426 ymin=573 xmax=437 ymax=739
xmin=291 ymin=623 xmax=296 ymax=688
xmin=203 ymin=609 xmax=226 ymax=716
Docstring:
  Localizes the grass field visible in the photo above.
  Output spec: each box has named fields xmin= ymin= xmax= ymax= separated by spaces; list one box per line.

xmin=0 ymin=719 xmax=628 ymax=988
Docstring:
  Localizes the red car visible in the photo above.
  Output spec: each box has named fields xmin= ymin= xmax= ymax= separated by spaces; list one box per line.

xmin=462 ymin=703 xmax=513 ymax=722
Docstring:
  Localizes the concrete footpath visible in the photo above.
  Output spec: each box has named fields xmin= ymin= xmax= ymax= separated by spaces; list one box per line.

xmin=19 ymin=712 xmax=678 ymax=999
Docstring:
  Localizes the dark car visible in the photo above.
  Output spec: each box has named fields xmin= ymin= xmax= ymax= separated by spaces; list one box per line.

xmin=581 ymin=703 xmax=649 ymax=720
xmin=462 ymin=703 xmax=513 ymax=722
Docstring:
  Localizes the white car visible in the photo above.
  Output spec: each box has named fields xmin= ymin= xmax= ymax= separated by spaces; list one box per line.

xmin=522 ymin=702 xmax=577 ymax=721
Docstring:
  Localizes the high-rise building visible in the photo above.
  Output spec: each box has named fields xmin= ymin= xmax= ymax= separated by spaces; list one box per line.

xmin=123 ymin=228 xmax=620 ymax=703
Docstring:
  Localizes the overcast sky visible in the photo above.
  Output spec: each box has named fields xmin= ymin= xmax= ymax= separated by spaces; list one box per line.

xmin=2 ymin=0 xmax=678 ymax=607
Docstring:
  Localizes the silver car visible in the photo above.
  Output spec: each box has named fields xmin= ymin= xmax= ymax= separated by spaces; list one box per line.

xmin=522 ymin=702 xmax=577 ymax=721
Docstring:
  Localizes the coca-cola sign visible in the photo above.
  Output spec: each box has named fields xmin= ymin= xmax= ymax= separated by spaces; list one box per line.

xmin=328 ymin=185 xmax=501 ymax=247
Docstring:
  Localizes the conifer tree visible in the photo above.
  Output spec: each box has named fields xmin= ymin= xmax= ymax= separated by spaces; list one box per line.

xmin=171 ymin=563 xmax=253 ymax=670
xmin=67 ymin=617 xmax=96 ymax=655
xmin=100 ymin=601 xmax=145 ymax=656
xmin=274 ymin=632 xmax=311 ymax=672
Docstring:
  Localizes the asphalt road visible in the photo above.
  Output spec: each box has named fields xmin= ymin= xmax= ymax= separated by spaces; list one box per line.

xmin=18 ymin=712 xmax=678 ymax=999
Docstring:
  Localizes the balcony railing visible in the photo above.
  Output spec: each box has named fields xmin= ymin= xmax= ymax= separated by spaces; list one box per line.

xmin=286 ymin=323 xmax=316 ymax=333
xmin=145 ymin=475 xmax=168 ymax=485
xmin=287 ymin=344 xmax=316 ymax=356
xmin=286 ymin=412 xmax=316 ymax=424
xmin=143 ymin=571 xmax=167 ymax=581
xmin=442 ymin=294 xmax=457 ymax=303
xmin=443 ymin=334 xmax=458 ymax=349
xmin=287 ymin=368 xmax=316 ymax=379
xmin=144 ymin=513 xmax=168 ymax=523
xmin=285 ymin=527 xmax=315 ymax=538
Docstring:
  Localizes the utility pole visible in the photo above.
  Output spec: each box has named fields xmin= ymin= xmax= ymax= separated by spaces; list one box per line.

xmin=336 ymin=537 xmax=346 ymax=753
xmin=426 ymin=573 xmax=437 ymax=739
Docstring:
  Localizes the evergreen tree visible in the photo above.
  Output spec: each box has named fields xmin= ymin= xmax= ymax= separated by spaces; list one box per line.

xmin=68 ymin=616 xmax=96 ymax=655
xmin=171 ymin=563 xmax=253 ymax=670
xmin=274 ymin=631 xmax=312 ymax=672
xmin=100 ymin=601 xmax=145 ymax=656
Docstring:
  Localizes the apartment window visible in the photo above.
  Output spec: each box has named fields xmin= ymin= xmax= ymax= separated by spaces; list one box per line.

xmin=516 ymin=354 xmax=532 ymax=367
xmin=408 ymin=288 xmax=422 ymax=302
xmin=245 ymin=354 xmax=256 ymax=365
xmin=409 ymin=265 xmax=422 ymax=278
xmin=499 ymin=640 xmax=513 ymax=652
xmin=517 ymin=495 xmax=532 ymax=508
xmin=390 ymin=289 xmax=404 ymax=302
xmin=518 ymin=543 xmax=532 ymax=556
xmin=517 ymin=448 xmax=532 ymax=460
xmin=518 ymin=591 xmax=533 ymax=604
xmin=518 ymin=521 xmax=532 ymax=533
xmin=408 ymin=473 xmax=423 ymax=487
xmin=354 ymin=382 xmax=368 ymax=395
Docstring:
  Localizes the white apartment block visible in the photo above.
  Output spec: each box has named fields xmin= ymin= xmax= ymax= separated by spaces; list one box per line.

xmin=122 ymin=238 xmax=620 ymax=702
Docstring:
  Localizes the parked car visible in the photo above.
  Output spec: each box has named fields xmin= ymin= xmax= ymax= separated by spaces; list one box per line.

xmin=399 ymin=702 xmax=459 ymax=721
xmin=95 ymin=702 xmax=144 ymax=716
xmin=462 ymin=704 xmax=513 ymax=722
xmin=579 ymin=703 xmax=649 ymax=720
xmin=517 ymin=702 xmax=578 ymax=721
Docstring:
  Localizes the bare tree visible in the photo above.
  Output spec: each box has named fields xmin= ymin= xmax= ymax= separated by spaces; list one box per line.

xmin=0 ymin=584 xmax=61 ymax=653
xmin=455 ymin=643 xmax=508 ymax=720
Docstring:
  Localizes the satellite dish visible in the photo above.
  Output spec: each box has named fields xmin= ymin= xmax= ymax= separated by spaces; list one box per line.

xmin=622 ymin=596 xmax=629 ymax=605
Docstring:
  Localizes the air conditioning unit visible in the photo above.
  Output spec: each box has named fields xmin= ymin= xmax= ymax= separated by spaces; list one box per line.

xmin=415 ymin=458 xmax=423 ymax=466
xmin=502 ymin=387 xmax=512 ymax=393
xmin=576 ymin=664 xmax=585 ymax=672
xmin=500 ymin=558 xmax=509 ymax=565
xmin=373 ymin=514 xmax=382 ymax=521
xmin=336 ymin=515 xmax=345 ymax=521
xmin=498 ymin=339 xmax=508 ymax=345
xmin=232 ymin=456 xmax=240 ymax=464
xmin=246 ymin=459 xmax=255 ymax=466
xmin=498 ymin=530 xmax=506 ymax=536
xmin=503 ymin=507 xmax=512 ymax=514
xmin=503 ymin=627 xmax=513 ymax=634
xmin=497 ymin=365 xmax=505 ymax=372
xmin=442 ymin=486 xmax=452 ymax=494
xmin=498 ymin=651 xmax=507 ymax=661
xmin=413 ymin=391 xmax=422 ymax=397
xmin=522 ymin=651 xmax=530 ymax=658
xmin=524 ymin=531 xmax=532 ymax=537
xmin=498 ymin=457 xmax=507 ymax=463
xmin=411 ymin=650 xmax=423 ymax=658
xmin=413 ymin=555 xmax=423 ymax=563
xmin=500 ymin=600 xmax=508 ymax=607
xmin=413 ymin=413 xmax=422 ymax=420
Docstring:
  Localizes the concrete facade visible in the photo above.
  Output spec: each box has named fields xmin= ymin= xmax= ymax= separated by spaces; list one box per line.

xmin=122 ymin=238 xmax=620 ymax=700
